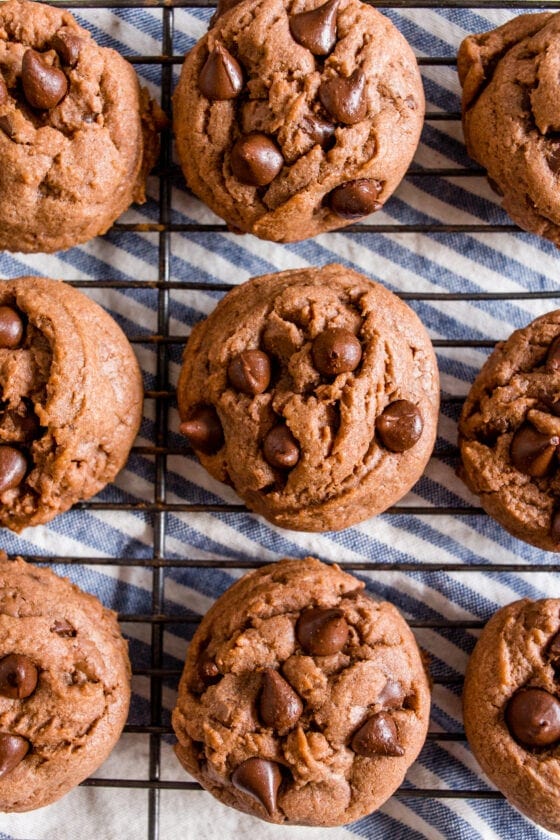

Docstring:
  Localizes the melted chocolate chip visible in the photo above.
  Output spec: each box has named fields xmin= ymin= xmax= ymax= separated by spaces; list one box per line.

xmin=376 ymin=400 xmax=423 ymax=452
xmin=0 ymin=306 xmax=24 ymax=349
xmin=230 ymin=134 xmax=284 ymax=186
xmin=505 ymin=688 xmax=560 ymax=747
xmin=510 ymin=423 xmax=559 ymax=477
xmin=312 ymin=328 xmax=362 ymax=376
xmin=259 ymin=668 xmax=303 ymax=734
xmin=301 ymin=114 xmax=336 ymax=149
xmin=51 ymin=32 xmax=82 ymax=67
xmin=0 ymin=654 xmax=38 ymax=699
xmin=180 ymin=406 xmax=224 ymax=454
xmin=351 ymin=711 xmax=404 ymax=757
xmin=289 ymin=0 xmax=340 ymax=56
xmin=198 ymin=655 xmax=221 ymax=686
xmin=319 ymin=69 xmax=366 ymax=124
xmin=546 ymin=336 xmax=560 ymax=370
xmin=0 ymin=733 xmax=29 ymax=779
xmin=22 ymin=50 xmax=68 ymax=110
xmin=50 ymin=619 xmax=76 ymax=637
xmin=199 ymin=43 xmax=243 ymax=100
xmin=0 ymin=76 xmax=7 ymax=107
xmin=378 ymin=679 xmax=405 ymax=709
xmin=263 ymin=425 xmax=300 ymax=469
xmin=296 ymin=607 xmax=349 ymax=655
xmin=0 ymin=446 xmax=27 ymax=493
xmin=328 ymin=179 xmax=382 ymax=219
xmin=228 ymin=350 xmax=271 ymax=395
xmin=231 ymin=757 xmax=282 ymax=815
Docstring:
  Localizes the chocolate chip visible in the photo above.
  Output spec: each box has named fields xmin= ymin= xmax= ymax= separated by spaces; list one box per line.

xmin=546 ymin=335 xmax=560 ymax=370
xmin=510 ymin=423 xmax=559 ymax=477
xmin=263 ymin=425 xmax=300 ymax=469
xmin=289 ymin=0 xmax=340 ymax=56
xmin=505 ymin=688 xmax=560 ymax=747
xmin=301 ymin=114 xmax=335 ymax=149
xmin=0 ymin=654 xmax=38 ymax=699
xmin=0 ymin=733 xmax=29 ymax=779
xmin=228 ymin=349 xmax=271 ymax=395
xmin=319 ymin=69 xmax=366 ymax=124
xmin=0 ymin=306 xmax=24 ymax=349
xmin=51 ymin=32 xmax=82 ymax=67
xmin=312 ymin=328 xmax=362 ymax=376
xmin=0 ymin=76 xmax=7 ymax=107
xmin=328 ymin=179 xmax=382 ymax=219
xmin=50 ymin=619 xmax=76 ymax=637
xmin=231 ymin=757 xmax=282 ymax=815
xmin=230 ymin=133 xmax=284 ymax=186
xmin=259 ymin=668 xmax=303 ymax=734
xmin=296 ymin=607 xmax=349 ymax=655
xmin=21 ymin=50 xmax=68 ymax=110
xmin=351 ymin=711 xmax=404 ymax=757
xmin=198 ymin=655 xmax=221 ymax=686
xmin=0 ymin=446 xmax=27 ymax=493
xmin=180 ymin=406 xmax=224 ymax=454
xmin=376 ymin=400 xmax=423 ymax=452
xmin=378 ymin=679 xmax=405 ymax=709
xmin=199 ymin=43 xmax=243 ymax=100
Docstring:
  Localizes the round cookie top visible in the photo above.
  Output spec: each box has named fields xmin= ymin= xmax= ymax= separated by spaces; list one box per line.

xmin=0 ymin=0 xmax=162 ymax=253
xmin=0 ymin=555 xmax=131 ymax=812
xmin=0 ymin=277 xmax=144 ymax=532
xmin=459 ymin=310 xmax=560 ymax=551
xmin=173 ymin=0 xmax=424 ymax=242
xmin=172 ymin=557 xmax=431 ymax=826
xmin=463 ymin=598 xmax=560 ymax=834
xmin=458 ymin=12 xmax=560 ymax=248
xmin=178 ymin=264 xmax=439 ymax=532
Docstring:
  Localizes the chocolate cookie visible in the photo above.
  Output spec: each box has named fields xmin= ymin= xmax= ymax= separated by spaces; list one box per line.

xmin=458 ymin=13 xmax=560 ymax=247
xmin=177 ymin=264 xmax=439 ymax=532
xmin=0 ymin=555 xmax=130 ymax=812
xmin=173 ymin=0 xmax=424 ymax=242
xmin=0 ymin=277 xmax=143 ymax=532
xmin=463 ymin=598 xmax=560 ymax=834
xmin=459 ymin=310 xmax=560 ymax=551
xmin=0 ymin=0 xmax=163 ymax=253
xmin=172 ymin=557 xmax=431 ymax=826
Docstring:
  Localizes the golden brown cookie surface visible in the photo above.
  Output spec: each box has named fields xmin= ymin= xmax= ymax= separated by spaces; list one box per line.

xmin=0 ymin=0 xmax=162 ymax=253
xmin=0 ymin=555 xmax=131 ymax=812
xmin=173 ymin=0 xmax=424 ymax=242
xmin=172 ymin=557 xmax=431 ymax=825
xmin=0 ymin=277 xmax=143 ymax=532
xmin=177 ymin=264 xmax=439 ymax=532
xmin=463 ymin=598 xmax=560 ymax=834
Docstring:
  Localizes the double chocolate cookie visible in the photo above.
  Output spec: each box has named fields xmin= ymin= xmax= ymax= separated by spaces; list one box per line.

xmin=0 ymin=0 xmax=163 ymax=252
xmin=0 ymin=277 xmax=143 ymax=532
xmin=0 ymin=555 xmax=131 ymax=812
xmin=463 ymin=598 xmax=560 ymax=834
xmin=177 ymin=264 xmax=439 ymax=532
xmin=172 ymin=557 xmax=431 ymax=825
xmin=459 ymin=310 xmax=560 ymax=551
xmin=458 ymin=13 xmax=560 ymax=247
xmin=173 ymin=0 xmax=424 ymax=241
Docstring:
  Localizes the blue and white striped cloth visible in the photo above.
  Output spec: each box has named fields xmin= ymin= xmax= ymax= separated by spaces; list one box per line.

xmin=2 ymin=3 xmax=560 ymax=838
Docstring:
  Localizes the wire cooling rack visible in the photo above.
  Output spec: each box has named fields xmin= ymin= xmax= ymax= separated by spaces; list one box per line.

xmin=5 ymin=1 xmax=560 ymax=838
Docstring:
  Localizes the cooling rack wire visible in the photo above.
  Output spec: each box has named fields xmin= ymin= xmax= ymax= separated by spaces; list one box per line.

xmin=5 ymin=1 xmax=560 ymax=838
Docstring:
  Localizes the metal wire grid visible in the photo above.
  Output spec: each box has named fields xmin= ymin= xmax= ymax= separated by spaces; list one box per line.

xmin=9 ymin=2 xmax=560 ymax=838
